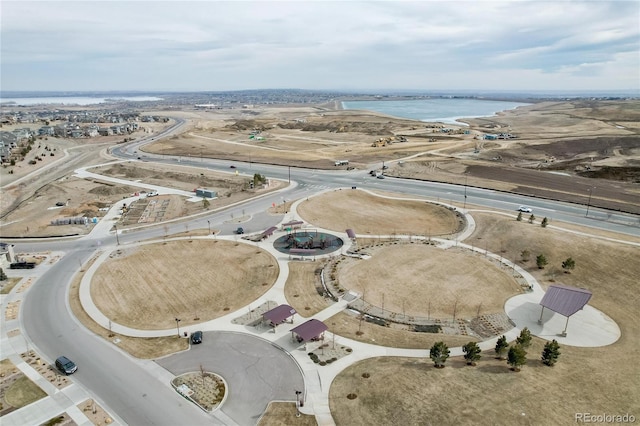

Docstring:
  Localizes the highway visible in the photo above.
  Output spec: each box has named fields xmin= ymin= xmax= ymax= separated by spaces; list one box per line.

xmin=8 ymin=131 xmax=640 ymax=425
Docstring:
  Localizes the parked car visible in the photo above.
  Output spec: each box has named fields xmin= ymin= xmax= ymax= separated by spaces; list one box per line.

xmin=191 ymin=331 xmax=203 ymax=344
xmin=146 ymin=191 xmax=158 ymax=197
xmin=235 ymin=227 xmax=244 ymax=234
xmin=517 ymin=206 xmax=533 ymax=213
xmin=376 ymin=174 xmax=385 ymax=179
xmin=55 ymin=356 xmax=78 ymax=375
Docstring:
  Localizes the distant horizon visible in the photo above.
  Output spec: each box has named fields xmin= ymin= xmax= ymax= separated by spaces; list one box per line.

xmin=2 ymin=88 xmax=639 ymax=99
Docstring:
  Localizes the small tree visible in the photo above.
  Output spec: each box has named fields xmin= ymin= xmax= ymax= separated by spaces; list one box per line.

xmin=494 ymin=335 xmax=509 ymax=359
xmin=516 ymin=212 xmax=523 ymax=222
xmin=520 ymin=250 xmax=531 ymax=263
xmin=541 ymin=339 xmax=561 ymax=366
xmin=528 ymin=214 xmax=536 ymax=224
xmin=562 ymin=257 xmax=576 ymax=273
xmin=202 ymin=197 xmax=210 ymax=209
xmin=0 ymin=267 xmax=7 ymax=281
xmin=536 ymin=254 xmax=548 ymax=269
xmin=541 ymin=217 xmax=549 ymax=228
xmin=462 ymin=341 xmax=481 ymax=366
xmin=507 ymin=345 xmax=527 ymax=371
xmin=429 ymin=341 xmax=450 ymax=368
xmin=516 ymin=327 xmax=532 ymax=348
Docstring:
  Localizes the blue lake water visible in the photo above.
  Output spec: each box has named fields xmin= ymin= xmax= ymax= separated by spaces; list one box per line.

xmin=0 ymin=96 xmax=163 ymax=106
xmin=342 ymin=98 xmax=530 ymax=125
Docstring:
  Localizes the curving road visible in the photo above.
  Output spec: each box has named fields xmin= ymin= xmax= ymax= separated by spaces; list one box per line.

xmin=7 ymin=129 xmax=640 ymax=426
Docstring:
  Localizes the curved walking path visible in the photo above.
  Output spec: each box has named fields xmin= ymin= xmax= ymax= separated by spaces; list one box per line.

xmin=75 ymin=186 xmax=622 ymax=425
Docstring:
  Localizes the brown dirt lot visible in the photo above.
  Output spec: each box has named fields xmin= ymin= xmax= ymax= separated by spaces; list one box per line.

xmin=91 ymin=240 xmax=279 ymax=329
xmin=142 ymin=101 xmax=640 ymax=214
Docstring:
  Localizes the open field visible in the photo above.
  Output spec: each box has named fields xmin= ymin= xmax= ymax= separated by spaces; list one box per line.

xmin=296 ymin=189 xmax=462 ymax=237
xmin=91 ymin=240 xmax=279 ymax=329
xmin=337 ymin=244 xmax=521 ymax=319
xmin=329 ymin=212 xmax=640 ymax=425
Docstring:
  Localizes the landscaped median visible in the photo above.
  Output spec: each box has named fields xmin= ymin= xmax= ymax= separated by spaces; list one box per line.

xmin=172 ymin=371 xmax=226 ymax=412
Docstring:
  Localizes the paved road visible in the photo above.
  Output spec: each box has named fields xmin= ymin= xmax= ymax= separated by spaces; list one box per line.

xmin=157 ymin=332 xmax=304 ymax=426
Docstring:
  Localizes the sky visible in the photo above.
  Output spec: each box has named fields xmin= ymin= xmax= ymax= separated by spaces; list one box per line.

xmin=1 ymin=1 xmax=639 ymax=93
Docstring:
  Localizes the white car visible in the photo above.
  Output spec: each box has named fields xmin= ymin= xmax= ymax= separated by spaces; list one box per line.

xmin=146 ymin=191 xmax=159 ymax=197
xmin=517 ymin=206 xmax=533 ymax=213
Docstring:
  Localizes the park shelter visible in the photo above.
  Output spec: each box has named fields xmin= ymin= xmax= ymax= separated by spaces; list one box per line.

xmin=263 ymin=304 xmax=297 ymax=329
xmin=539 ymin=284 xmax=592 ymax=336
xmin=291 ymin=319 xmax=328 ymax=343
xmin=282 ymin=220 xmax=304 ymax=231
xmin=259 ymin=226 xmax=278 ymax=240
xmin=345 ymin=229 xmax=356 ymax=239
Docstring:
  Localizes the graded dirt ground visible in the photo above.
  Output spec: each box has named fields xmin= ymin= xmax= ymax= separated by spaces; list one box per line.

xmin=91 ymin=240 xmax=279 ymax=329
xmin=329 ymin=212 xmax=640 ymax=426
xmin=142 ymin=100 xmax=640 ymax=213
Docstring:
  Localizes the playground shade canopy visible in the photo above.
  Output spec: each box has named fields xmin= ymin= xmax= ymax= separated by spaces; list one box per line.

xmin=291 ymin=319 xmax=328 ymax=342
xmin=263 ymin=304 xmax=297 ymax=324
xmin=539 ymin=284 xmax=592 ymax=317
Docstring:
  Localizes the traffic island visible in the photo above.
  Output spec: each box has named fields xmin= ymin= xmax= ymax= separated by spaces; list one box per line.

xmin=172 ymin=372 xmax=226 ymax=412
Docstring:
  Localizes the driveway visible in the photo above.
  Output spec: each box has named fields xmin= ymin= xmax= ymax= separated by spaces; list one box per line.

xmin=156 ymin=331 xmax=304 ymax=425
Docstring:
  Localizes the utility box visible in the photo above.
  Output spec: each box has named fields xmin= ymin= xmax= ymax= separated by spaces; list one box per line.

xmin=195 ymin=188 xmax=217 ymax=198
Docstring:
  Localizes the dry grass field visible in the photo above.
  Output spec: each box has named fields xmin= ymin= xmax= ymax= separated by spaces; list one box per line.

xmin=91 ymin=240 xmax=279 ymax=329
xmin=284 ymin=261 xmax=333 ymax=318
xmin=296 ymin=189 xmax=462 ymax=236
xmin=329 ymin=213 xmax=640 ymax=426
xmin=337 ymin=244 xmax=521 ymax=319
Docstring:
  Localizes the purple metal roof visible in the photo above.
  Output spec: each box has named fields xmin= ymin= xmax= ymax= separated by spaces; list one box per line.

xmin=289 ymin=249 xmax=315 ymax=254
xmin=263 ymin=304 xmax=297 ymax=324
xmin=283 ymin=220 xmax=304 ymax=227
xmin=291 ymin=319 xmax=328 ymax=342
xmin=540 ymin=284 xmax=592 ymax=317
xmin=262 ymin=226 xmax=277 ymax=237
xmin=346 ymin=229 xmax=356 ymax=239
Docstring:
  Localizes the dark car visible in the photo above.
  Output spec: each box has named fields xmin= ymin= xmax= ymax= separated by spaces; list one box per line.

xmin=191 ymin=331 xmax=203 ymax=344
xmin=229 ymin=165 xmax=236 ymax=169
xmin=55 ymin=356 xmax=78 ymax=375
xmin=235 ymin=227 xmax=244 ymax=234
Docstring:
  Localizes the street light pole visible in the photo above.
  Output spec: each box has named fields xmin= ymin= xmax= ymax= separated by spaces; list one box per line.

xmin=585 ymin=187 xmax=594 ymax=217
xmin=463 ymin=174 xmax=468 ymax=210
xmin=295 ymin=390 xmax=302 ymax=417
xmin=288 ymin=166 xmax=291 ymax=183
xmin=207 ymin=220 xmax=211 ymax=235
xmin=114 ymin=224 xmax=120 ymax=246
xmin=175 ymin=318 xmax=181 ymax=337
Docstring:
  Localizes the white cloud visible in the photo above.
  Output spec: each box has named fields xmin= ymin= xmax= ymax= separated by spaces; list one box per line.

xmin=1 ymin=1 xmax=638 ymax=92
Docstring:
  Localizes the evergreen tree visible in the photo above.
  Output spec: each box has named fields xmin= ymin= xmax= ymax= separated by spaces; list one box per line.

xmin=562 ymin=257 xmax=576 ymax=273
xmin=528 ymin=214 xmax=535 ymax=223
xmin=507 ymin=345 xmax=527 ymax=371
xmin=541 ymin=217 xmax=549 ymax=227
xmin=541 ymin=339 xmax=561 ymax=366
xmin=495 ymin=335 xmax=509 ymax=359
xmin=462 ymin=341 xmax=481 ymax=366
xmin=520 ymin=250 xmax=531 ymax=262
xmin=516 ymin=327 xmax=532 ymax=348
xmin=516 ymin=212 xmax=523 ymax=221
xmin=429 ymin=341 xmax=450 ymax=368
xmin=536 ymin=254 xmax=548 ymax=269
xmin=0 ymin=267 xmax=7 ymax=281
